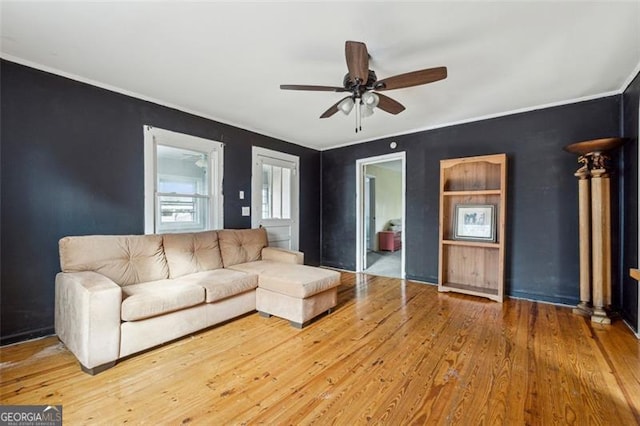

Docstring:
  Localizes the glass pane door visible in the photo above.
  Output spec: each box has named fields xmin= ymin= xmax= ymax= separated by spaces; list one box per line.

xmin=261 ymin=164 xmax=291 ymax=220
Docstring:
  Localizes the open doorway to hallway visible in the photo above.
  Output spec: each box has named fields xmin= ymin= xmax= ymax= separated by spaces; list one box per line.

xmin=356 ymin=152 xmax=405 ymax=279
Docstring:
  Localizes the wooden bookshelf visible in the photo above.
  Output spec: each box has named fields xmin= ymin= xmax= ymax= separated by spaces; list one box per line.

xmin=438 ymin=153 xmax=507 ymax=302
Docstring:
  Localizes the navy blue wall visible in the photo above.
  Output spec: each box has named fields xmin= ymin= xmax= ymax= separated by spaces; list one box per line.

xmin=0 ymin=60 xmax=321 ymax=344
xmin=2 ymin=58 xmax=637 ymax=343
xmin=622 ymin=72 xmax=639 ymax=331
xmin=321 ymin=97 xmax=623 ymax=306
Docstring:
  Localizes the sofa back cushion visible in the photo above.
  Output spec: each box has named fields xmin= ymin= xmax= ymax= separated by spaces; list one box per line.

xmin=218 ymin=228 xmax=268 ymax=267
xmin=59 ymin=235 xmax=169 ymax=286
xmin=163 ymin=230 xmax=223 ymax=278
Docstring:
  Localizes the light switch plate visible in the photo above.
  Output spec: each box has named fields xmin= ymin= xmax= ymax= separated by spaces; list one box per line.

xmin=239 ymin=191 xmax=244 ymax=199
xmin=241 ymin=206 xmax=250 ymax=216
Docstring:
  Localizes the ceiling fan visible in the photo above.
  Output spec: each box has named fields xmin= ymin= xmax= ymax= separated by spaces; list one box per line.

xmin=280 ymin=41 xmax=447 ymax=132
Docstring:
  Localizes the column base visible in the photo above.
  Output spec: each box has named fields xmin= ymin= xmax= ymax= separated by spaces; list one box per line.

xmin=591 ymin=307 xmax=612 ymax=325
xmin=573 ymin=302 xmax=593 ymax=317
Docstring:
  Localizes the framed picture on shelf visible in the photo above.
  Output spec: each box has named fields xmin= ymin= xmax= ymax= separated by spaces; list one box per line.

xmin=453 ymin=204 xmax=496 ymax=242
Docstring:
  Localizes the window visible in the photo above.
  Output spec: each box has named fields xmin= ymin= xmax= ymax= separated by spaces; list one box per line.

xmin=144 ymin=126 xmax=223 ymax=234
xmin=261 ymin=163 xmax=291 ymax=219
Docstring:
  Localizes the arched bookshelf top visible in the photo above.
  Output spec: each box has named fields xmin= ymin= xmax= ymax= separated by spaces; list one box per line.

xmin=441 ymin=154 xmax=505 ymax=192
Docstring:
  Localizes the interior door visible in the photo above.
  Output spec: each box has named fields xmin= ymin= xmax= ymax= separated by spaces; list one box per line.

xmin=252 ymin=147 xmax=299 ymax=250
xmin=369 ymin=177 xmax=376 ymax=253
xmin=365 ymin=176 xmax=376 ymax=252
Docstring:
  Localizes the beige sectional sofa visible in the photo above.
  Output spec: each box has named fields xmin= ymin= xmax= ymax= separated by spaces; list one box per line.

xmin=55 ymin=228 xmax=340 ymax=374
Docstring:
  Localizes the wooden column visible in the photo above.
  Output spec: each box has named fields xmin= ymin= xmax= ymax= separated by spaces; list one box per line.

xmin=564 ymin=138 xmax=624 ymax=325
xmin=590 ymin=164 xmax=612 ymax=324
xmin=573 ymin=166 xmax=592 ymax=317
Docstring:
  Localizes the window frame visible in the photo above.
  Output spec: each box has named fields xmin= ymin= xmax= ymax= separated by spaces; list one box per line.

xmin=143 ymin=125 xmax=224 ymax=234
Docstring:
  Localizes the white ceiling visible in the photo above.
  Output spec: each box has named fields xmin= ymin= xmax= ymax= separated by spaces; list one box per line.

xmin=2 ymin=1 xmax=639 ymax=151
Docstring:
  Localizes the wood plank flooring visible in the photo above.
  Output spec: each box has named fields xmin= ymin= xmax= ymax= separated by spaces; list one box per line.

xmin=1 ymin=272 xmax=639 ymax=425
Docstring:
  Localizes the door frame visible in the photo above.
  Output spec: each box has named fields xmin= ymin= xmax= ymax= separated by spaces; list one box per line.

xmin=355 ymin=151 xmax=406 ymax=278
xmin=637 ymin=103 xmax=640 ymax=336
xmin=364 ymin=174 xmax=376 ymax=253
xmin=251 ymin=146 xmax=300 ymax=250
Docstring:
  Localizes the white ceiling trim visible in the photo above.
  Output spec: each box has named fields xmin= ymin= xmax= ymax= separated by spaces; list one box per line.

xmin=2 ymin=2 xmax=638 ymax=150
xmin=322 ymin=88 xmax=625 ymax=151
xmin=3 ymin=53 xmax=638 ymax=153
xmin=0 ymin=53 xmax=309 ymax=149
xmin=622 ymin=60 xmax=640 ymax=92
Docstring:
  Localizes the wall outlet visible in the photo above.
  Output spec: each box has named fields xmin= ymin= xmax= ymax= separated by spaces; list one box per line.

xmin=239 ymin=191 xmax=244 ymax=199
xmin=241 ymin=206 xmax=250 ymax=216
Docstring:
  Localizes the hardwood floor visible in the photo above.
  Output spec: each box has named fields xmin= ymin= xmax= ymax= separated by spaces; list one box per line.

xmin=1 ymin=272 xmax=639 ymax=425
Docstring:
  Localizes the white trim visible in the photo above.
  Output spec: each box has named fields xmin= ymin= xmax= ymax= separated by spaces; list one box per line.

xmin=251 ymin=146 xmax=299 ymax=164
xmin=322 ymin=91 xmax=622 ymax=151
xmin=364 ymin=174 xmax=376 ymax=251
xmin=251 ymin=146 xmax=300 ymax=250
xmin=3 ymin=54 xmax=638 ymax=152
xmin=143 ymin=125 xmax=224 ymax=234
xmin=0 ymin=54 xmax=317 ymax=150
xmin=621 ymin=60 xmax=640 ymax=93
xmin=143 ymin=126 xmax=156 ymax=234
xmin=623 ymin=319 xmax=640 ymax=339
xmin=355 ymin=152 xmax=406 ymax=279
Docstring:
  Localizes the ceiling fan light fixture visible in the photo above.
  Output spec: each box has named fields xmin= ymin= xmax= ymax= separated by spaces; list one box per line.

xmin=361 ymin=103 xmax=374 ymax=118
xmin=337 ymin=97 xmax=355 ymax=115
xmin=361 ymin=91 xmax=379 ymax=108
xmin=280 ymin=41 xmax=446 ymax=126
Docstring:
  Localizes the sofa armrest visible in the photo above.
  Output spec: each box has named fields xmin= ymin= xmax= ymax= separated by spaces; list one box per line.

xmin=55 ymin=271 xmax=122 ymax=370
xmin=261 ymin=247 xmax=304 ymax=265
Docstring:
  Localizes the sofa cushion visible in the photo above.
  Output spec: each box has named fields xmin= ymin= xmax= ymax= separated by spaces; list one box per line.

xmin=230 ymin=260 xmax=340 ymax=298
xmin=261 ymin=247 xmax=304 ymax=265
xmin=121 ymin=280 xmax=205 ymax=321
xmin=163 ymin=231 xmax=224 ymax=278
xmin=218 ymin=228 xmax=268 ymax=267
xmin=181 ymin=269 xmax=258 ymax=303
xmin=59 ymin=235 xmax=169 ymax=286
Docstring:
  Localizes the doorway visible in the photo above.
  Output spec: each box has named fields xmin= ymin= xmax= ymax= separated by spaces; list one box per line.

xmin=356 ymin=152 xmax=406 ymax=278
xmin=251 ymin=147 xmax=299 ymax=250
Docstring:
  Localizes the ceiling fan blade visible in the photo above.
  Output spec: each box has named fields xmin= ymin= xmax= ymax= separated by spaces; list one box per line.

xmin=320 ymin=96 xmax=351 ymax=119
xmin=280 ymin=84 xmax=347 ymax=92
xmin=375 ymin=93 xmax=406 ymax=115
xmin=375 ymin=66 xmax=447 ymax=91
xmin=345 ymin=41 xmax=369 ymax=84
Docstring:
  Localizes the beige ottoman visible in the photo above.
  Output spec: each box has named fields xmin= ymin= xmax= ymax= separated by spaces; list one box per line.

xmin=255 ymin=265 xmax=341 ymax=328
